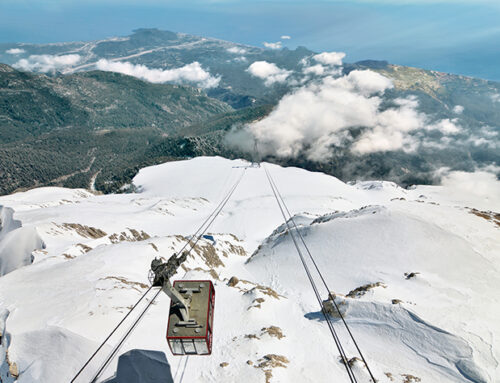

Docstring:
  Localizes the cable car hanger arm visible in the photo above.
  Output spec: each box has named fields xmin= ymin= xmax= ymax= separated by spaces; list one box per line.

xmin=151 ymin=252 xmax=202 ymax=326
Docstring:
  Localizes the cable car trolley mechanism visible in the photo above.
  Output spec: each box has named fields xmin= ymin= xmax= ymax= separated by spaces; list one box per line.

xmin=151 ymin=253 xmax=215 ymax=356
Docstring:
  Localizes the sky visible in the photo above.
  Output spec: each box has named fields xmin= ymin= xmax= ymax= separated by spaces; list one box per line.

xmin=1 ymin=0 xmax=500 ymax=81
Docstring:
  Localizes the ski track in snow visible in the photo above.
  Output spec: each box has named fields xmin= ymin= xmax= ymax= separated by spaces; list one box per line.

xmin=0 ymin=157 xmax=498 ymax=383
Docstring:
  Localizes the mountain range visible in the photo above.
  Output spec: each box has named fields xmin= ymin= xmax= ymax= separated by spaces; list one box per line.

xmin=0 ymin=28 xmax=499 ymax=195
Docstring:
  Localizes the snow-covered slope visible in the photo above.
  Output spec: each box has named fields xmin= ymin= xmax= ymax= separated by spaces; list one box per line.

xmin=0 ymin=157 xmax=498 ymax=383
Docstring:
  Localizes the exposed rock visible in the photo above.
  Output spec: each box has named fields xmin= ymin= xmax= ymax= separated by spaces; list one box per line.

xmin=323 ymin=293 xmax=349 ymax=318
xmin=341 ymin=356 xmax=362 ymax=368
xmin=311 ymin=206 xmax=384 ymax=225
xmin=219 ymin=362 xmax=229 ymax=368
xmin=248 ymin=297 xmax=265 ymax=310
xmin=261 ymin=326 xmax=285 ymax=340
xmin=402 ymin=374 xmax=421 ymax=383
xmin=238 ymin=279 xmax=285 ymax=300
xmin=256 ymin=354 xmax=289 ymax=369
xmin=60 ymin=223 xmax=107 ymax=239
xmin=129 ymin=229 xmax=151 ymax=241
xmin=246 ymin=360 xmax=253 ymax=365
xmin=224 ymin=242 xmax=247 ymax=257
xmin=193 ymin=243 xmax=225 ymax=268
xmin=227 ymin=276 xmax=239 ymax=287
xmin=109 ymin=229 xmax=151 ymax=244
xmin=404 ymin=272 xmax=420 ymax=280
xmin=385 ymin=372 xmax=395 ymax=381
xmin=255 ymin=285 xmax=282 ymax=299
xmin=8 ymin=360 xmax=18 ymax=378
xmin=76 ymin=243 xmax=92 ymax=253
xmin=392 ymin=299 xmax=403 ymax=305
xmin=346 ymin=282 xmax=385 ymax=298
xmin=469 ymin=208 xmax=500 ymax=227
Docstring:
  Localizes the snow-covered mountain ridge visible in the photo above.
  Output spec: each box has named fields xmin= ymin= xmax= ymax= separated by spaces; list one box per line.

xmin=0 ymin=157 xmax=498 ymax=382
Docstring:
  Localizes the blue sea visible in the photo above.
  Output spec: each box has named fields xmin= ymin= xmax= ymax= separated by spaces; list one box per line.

xmin=1 ymin=1 xmax=499 ymax=81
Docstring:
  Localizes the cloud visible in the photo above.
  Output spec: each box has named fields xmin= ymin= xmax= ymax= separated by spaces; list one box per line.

xmin=229 ymin=68 xmax=472 ymax=160
xmin=312 ymin=52 xmax=346 ymax=66
xmin=246 ymin=61 xmax=291 ymax=86
xmin=437 ymin=168 xmax=500 ymax=210
xmin=263 ymin=41 xmax=282 ymax=50
xmin=13 ymin=54 xmax=81 ymax=73
xmin=491 ymin=94 xmax=500 ymax=102
xmin=300 ymin=51 xmax=346 ymax=78
xmin=234 ymin=70 xmax=404 ymax=159
xmin=466 ymin=126 xmax=498 ymax=148
xmin=351 ymin=96 xmax=424 ymax=154
xmin=281 ymin=35 xmax=291 ymax=40
xmin=453 ymin=105 xmax=464 ymax=114
xmin=425 ymin=118 xmax=461 ymax=134
xmin=6 ymin=48 xmax=25 ymax=55
xmin=95 ymin=60 xmax=220 ymax=88
xmin=303 ymin=64 xmax=326 ymax=76
xmin=227 ymin=46 xmax=247 ymax=54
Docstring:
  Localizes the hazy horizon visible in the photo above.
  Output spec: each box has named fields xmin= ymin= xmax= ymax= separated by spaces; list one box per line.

xmin=1 ymin=1 xmax=500 ymax=81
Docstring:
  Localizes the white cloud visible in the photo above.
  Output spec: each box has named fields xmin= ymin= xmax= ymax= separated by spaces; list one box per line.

xmin=425 ymin=118 xmax=461 ymax=135
xmin=95 ymin=60 xmax=220 ymax=88
xmin=230 ymin=68 xmax=474 ymax=160
xmin=438 ymin=168 xmax=500 ymax=210
xmin=236 ymin=70 xmax=415 ymax=159
xmin=246 ymin=61 xmax=291 ymax=86
xmin=341 ymin=69 xmax=393 ymax=96
xmin=352 ymin=96 xmax=424 ymax=154
xmin=303 ymin=64 xmax=326 ymax=76
xmin=263 ymin=41 xmax=282 ymax=50
xmin=453 ymin=105 xmax=464 ymax=114
xmin=13 ymin=54 xmax=81 ymax=73
xmin=466 ymin=126 xmax=498 ymax=148
xmin=491 ymin=94 xmax=500 ymax=102
xmin=312 ymin=52 xmax=346 ymax=66
xmin=281 ymin=35 xmax=291 ymax=40
xmin=301 ymin=52 xmax=347 ymax=78
xmin=227 ymin=46 xmax=247 ymax=54
xmin=6 ymin=48 xmax=25 ymax=55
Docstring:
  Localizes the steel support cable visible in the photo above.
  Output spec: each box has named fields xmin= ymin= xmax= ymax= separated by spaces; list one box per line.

xmin=70 ymin=286 xmax=153 ymax=383
xmin=265 ymin=169 xmax=377 ymax=383
xmin=89 ymin=289 xmax=162 ymax=383
xmin=175 ymin=168 xmax=246 ymax=257
xmin=71 ymin=168 xmax=246 ymax=383
xmin=86 ymin=168 xmax=247 ymax=382
xmin=180 ymin=168 xmax=246 ymax=256
xmin=264 ymin=166 xmax=357 ymax=383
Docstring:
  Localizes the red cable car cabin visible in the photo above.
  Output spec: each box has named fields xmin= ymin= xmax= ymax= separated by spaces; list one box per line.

xmin=166 ymin=280 xmax=215 ymax=355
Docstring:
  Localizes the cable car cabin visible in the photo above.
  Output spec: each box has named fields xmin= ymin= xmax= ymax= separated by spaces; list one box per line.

xmin=166 ymin=280 xmax=215 ymax=356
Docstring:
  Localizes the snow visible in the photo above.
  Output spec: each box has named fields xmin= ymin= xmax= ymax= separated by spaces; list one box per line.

xmin=0 ymin=156 xmax=498 ymax=383
xmin=0 ymin=206 xmax=44 ymax=276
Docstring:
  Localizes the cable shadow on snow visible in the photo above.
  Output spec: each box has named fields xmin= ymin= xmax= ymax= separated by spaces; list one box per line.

xmin=102 ymin=349 xmax=174 ymax=383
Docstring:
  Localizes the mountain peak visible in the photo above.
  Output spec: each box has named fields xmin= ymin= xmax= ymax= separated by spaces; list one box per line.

xmin=129 ymin=28 xmax=179 ymax=43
